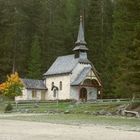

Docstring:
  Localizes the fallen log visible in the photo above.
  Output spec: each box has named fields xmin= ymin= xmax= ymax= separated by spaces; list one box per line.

xmin=121 ymin=110 xmax=139 ymax=118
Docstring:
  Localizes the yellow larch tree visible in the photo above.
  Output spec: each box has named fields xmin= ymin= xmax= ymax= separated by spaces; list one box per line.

xmin=0 ymin=72 xmax=23 ymax=99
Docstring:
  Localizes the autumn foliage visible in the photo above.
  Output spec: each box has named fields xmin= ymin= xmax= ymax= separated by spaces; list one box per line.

xmin=0 ymin=72 xmax=23 ymax=98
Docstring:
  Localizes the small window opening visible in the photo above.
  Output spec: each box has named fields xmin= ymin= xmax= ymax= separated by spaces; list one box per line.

xmin=60 ymin=81 xmax=62 ymax=90
xmin=32 ymin=90 xmax=37 ymax=98
xmin=53 ymin=89 xmax=57 ymax=97
xmin=51 ymin=82 xmax=54 ymax=90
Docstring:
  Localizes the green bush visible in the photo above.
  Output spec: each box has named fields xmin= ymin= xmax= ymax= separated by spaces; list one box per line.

xmin=5 ymin=103 xmax=13 ymax=112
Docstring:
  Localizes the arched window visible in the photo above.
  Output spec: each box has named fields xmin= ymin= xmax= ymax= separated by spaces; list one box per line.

xmin=51 ymin=82 xmax=54 ymax=90
xmin=60 ymin=81 xmax=62 ymax=90
xmin=53 ymin=89 xmax=57 ymax=97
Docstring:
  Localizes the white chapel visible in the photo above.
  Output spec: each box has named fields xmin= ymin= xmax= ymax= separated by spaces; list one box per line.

xmin=16 ymin=16 xmax=102 ymax=102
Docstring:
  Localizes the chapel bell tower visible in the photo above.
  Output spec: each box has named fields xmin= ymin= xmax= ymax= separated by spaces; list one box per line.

xmin=73 ymin=16 xmax=88 ymax=59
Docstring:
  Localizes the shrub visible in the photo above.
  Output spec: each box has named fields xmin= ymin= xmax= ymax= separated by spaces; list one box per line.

xmin=5 ymin=103 xmax=13 ymax=112
xmin=0 ymin=72 xmax=23 ymax=99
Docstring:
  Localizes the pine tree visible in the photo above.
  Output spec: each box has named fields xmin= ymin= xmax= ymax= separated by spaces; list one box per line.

xmin=41 ymin=0 xmax=79 ymax=71
xmin=27 ymin=35 xmax=41 ymax=79
xmin=112 ymin=0 xmax=140 ymax=98
xmin=1 ymin=0 xmax=139 ymax=99
xmin=86 ymin=0 xmax=114 ymax=97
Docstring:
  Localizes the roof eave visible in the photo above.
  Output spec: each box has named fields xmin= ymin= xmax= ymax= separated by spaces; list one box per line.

xmin=73 ymin=46 xmax=88 ymax=51
xmin=26 ymin=87 xmax=48 ymax=90
xmin=44 ymin=72 xmax=72 ymax=77
xmin=70 ymin=84 xmax=80 ymax=86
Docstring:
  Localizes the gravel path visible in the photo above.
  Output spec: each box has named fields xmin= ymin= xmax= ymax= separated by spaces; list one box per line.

xmin=0 ymin=120 xmax=140 ymax=140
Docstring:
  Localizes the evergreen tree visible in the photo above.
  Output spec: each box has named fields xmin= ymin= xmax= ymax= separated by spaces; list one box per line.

xmin=112 ymin=0 xmax=140 ymax=98
xmin=27 ymin=35 xmax=41 ymax=79
xmin=0 ymin=0 xmax=23 ymax=80
xmin=86 ymin=0 xmax=114 ymax=97
xmin=0 ymin=0 xmax=139 ymax=99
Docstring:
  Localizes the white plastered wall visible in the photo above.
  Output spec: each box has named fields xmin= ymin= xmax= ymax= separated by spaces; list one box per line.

xmin=45 ymin=74 xmax=71 ymax=100
xmin=86 ymin=87 xmax=97 ymax=100
xmin=70 ymin=86 xmax=97 ymax=101
xmin=70 ymin=86 xmax=79 ymax=100
xmin=15 ymin=88 xmax=47 ymax=101
xmin=69 ymin=63 xmax=98 ymax=101
xmin=26 ymin=89 xmax=44 ymax=100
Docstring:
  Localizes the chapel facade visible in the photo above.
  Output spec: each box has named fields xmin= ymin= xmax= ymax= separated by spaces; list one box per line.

xmin=15 ymin=16 xmax=102 ymax=102
xmin=43 ymin=16 xmax=102 ymax=101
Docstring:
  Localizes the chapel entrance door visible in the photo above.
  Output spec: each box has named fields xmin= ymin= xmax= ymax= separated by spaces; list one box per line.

xmin=79 ymin=88 xmax=87 ymax=102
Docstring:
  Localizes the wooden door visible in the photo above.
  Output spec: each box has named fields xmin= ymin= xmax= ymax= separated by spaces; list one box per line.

xmin=79 ymin=88 xmax=87 ymax=102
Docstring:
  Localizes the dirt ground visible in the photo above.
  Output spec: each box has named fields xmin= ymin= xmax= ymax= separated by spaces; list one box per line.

xmin=0 ymin=120 xmax=140 ymax=140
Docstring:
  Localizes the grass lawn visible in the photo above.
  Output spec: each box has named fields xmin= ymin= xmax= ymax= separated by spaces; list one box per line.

xmin=0 ymin=100 xmax=140 ymax=131
xmin=0 ymin=100 xmax=136 ymax=113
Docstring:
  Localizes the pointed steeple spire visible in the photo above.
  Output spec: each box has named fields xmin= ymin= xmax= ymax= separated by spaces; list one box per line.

xmin=73 ymin=16 xmax=88 ymax=51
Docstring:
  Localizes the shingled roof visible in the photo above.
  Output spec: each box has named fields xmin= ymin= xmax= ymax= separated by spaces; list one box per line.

xmin=21 ymin=79 xmax=47 ymax=90
xmin=44 ymin=55 xmax=78 ymax=76
xmin=44 ymin=54 xmax=91 ymax=76
xmin=71 ymin=67 xmax=91 ymax=86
